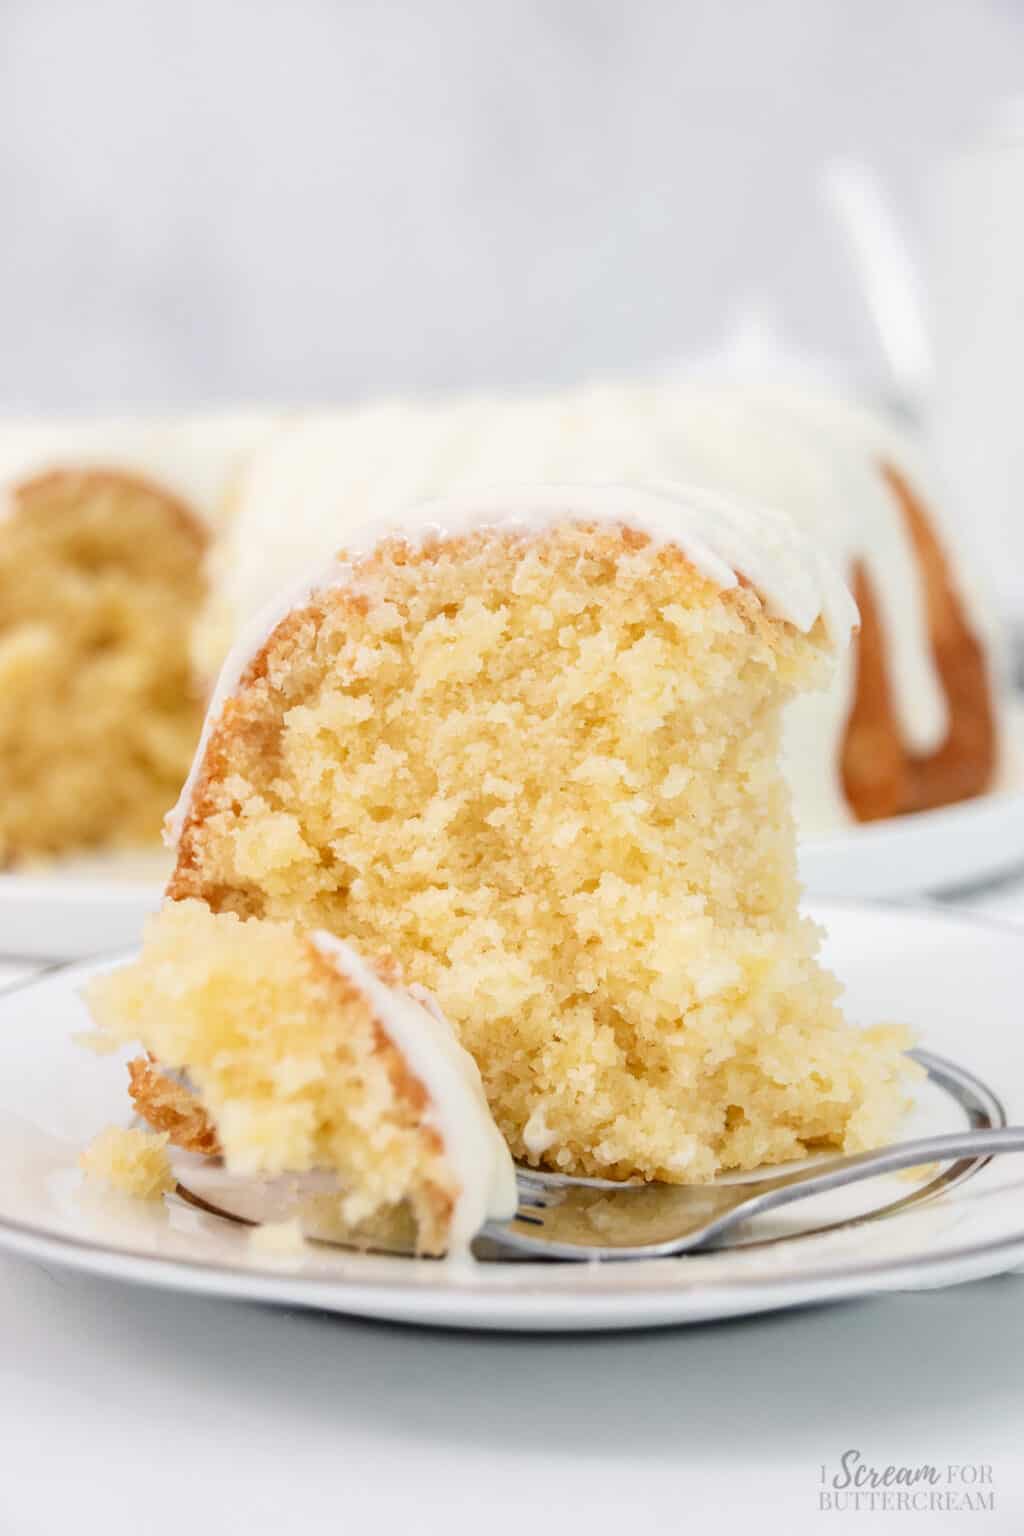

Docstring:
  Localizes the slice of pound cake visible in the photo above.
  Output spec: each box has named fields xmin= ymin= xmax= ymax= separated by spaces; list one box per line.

xmin=156 ymin=486 xmax=910 ymax=1185
xmin=86 ymin=899 xmax=516 ymax=1255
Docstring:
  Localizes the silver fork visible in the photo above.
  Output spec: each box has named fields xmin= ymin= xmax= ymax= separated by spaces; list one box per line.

xmin=482 ymin=1048 xmax=1020 ymax=1261
xmin=483 ymin=1125 xmax=1024 ymax=1261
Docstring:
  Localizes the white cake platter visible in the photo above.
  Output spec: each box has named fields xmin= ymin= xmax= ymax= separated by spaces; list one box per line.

xmin=0 ymin=850 xmax=169 ymax=960
xmin=797 ymin=779 xmax=1024 ymax=900
xmin=796 ymin=700 xmax=1024 ymax=900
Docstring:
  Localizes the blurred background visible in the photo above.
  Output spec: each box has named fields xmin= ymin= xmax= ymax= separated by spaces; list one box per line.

xmin=2 ymin=0 xmax=1023 ymax=409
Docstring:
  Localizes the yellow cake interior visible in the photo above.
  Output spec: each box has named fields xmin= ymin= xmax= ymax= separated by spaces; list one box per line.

xmin=168 ymin=523 xmax=910 ymax=1182
xmin=86 ymin=900 xmax=458 ymax=1253
xmin=0 ymin=470 xmax=207 ymax=863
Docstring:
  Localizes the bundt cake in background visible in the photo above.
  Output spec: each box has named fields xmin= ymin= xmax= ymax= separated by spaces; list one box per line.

xmin=118 ymin=489 xmax=910 ymax=1189
xmin=0 ymin=384 xmax=1004 ymax=861
xmin=0 ymin=416 xmax=272 ymax=864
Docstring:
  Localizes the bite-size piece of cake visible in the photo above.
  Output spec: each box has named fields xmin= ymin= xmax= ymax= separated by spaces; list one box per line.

xmin=162 ymin=487 xmax=910 ymax=1184
xmin=86 ymin=899 xmax=517 ymax=1255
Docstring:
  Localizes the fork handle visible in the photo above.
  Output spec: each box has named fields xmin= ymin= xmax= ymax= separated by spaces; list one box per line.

xmin=733 ymin=1126 xmax=1024 ymax=1229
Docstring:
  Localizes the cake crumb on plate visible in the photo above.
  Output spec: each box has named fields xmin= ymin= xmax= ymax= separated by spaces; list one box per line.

xmin=79 ymin=1126 xmax=174 ymax=1200
xmin=249 ymin=1217 xmax=307 ymax=1258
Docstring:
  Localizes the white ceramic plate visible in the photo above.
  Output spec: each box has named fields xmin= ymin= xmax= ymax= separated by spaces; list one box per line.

xmin=0 ymin=901 xmax=1022 ymax=1333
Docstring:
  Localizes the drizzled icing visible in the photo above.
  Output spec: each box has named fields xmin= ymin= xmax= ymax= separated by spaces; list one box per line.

xmin=650 ymin=386 xmax=987 ymax=831
xmin=656 ymin=389 xmax=946 ymax=736
xmin=166 ymin=481 xmax=856 ymax=843
xmin=334 ymin=483 xmax=857 ymax=642
xmin=309 ymin=932 xmax=517 ymax=1255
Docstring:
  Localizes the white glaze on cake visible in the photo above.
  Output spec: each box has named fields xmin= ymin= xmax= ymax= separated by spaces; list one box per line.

xmin=649 ymin=388 xmax=951 ymax=830
xmin=166 ymin=481 xmax=856 ymax=844
xmin=309 ymin=932 xmax=517 ymax=1254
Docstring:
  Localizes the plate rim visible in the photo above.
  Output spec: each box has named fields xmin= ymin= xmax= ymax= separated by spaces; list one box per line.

xmin=1 ymin=1204 xmax=1023 ymax=1332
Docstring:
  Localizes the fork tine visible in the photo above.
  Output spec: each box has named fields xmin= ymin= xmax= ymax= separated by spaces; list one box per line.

xmin=512 ymin=1211 xmax=546 ymax=1227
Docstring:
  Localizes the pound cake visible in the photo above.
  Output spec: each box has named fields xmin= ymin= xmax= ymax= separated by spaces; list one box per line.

xmin=86 ymin=899 xmax=516 ymax=1254
xmin=150 ymin=487 xmax=909 ymax=1184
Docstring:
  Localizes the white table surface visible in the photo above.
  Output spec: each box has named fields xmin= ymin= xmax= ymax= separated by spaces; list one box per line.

xmin=2 ymin=879 xmax=1024 ymax=1536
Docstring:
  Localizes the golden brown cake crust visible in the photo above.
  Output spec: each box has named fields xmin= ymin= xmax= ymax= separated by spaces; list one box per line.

xmin=884 ymin=465 xmax=998 ymax=812
xmin=840 ymin=561 xmax=914 ymax=822
xmin=839 ymin=464 xmax=997 ymax=822
xmin=127 ymin=1056 xmax=220 ymax=1156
